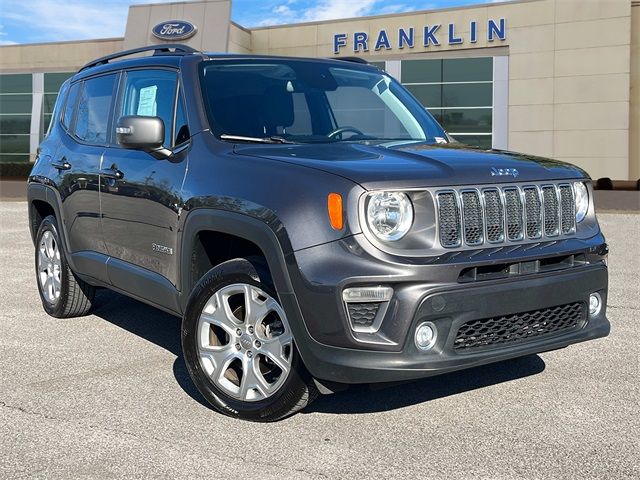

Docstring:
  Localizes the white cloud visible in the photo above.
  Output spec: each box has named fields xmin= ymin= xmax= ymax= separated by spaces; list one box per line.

xmin=0 ymin=0 xmax=177 ymax=43
xmin=274 ymin=5 xmax=293 ymax=15
xmin=255 ymin=0 xmax=390 ymax=27
xmin=248 ymin=0 xmax=435 ymax=28
xmin=300 ymin=0 xmax=378 ymax=21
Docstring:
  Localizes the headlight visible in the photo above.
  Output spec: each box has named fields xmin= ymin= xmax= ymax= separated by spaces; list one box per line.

xmin=366 ymin=191 xmax=414 ymax=241
xmin=573 ymin=181 xmax=589 ymax=223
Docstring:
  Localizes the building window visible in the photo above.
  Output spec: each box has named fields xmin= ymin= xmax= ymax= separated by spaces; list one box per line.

xmin=0 ymin=74 xmax=32 ymax=162
xmin=400 ymin=57 xmax=493 ymax=149
xmin=42 ymin=72 xmax=73 ymax=136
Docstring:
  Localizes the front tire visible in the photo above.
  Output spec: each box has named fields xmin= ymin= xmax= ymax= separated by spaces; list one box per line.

xmin=35 ymin=215 xmax=95 ymax=318
xmin=182 ymin=257 xmax=317 ymax=422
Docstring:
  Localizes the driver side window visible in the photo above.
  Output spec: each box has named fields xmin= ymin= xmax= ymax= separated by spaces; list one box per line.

xmin=117 ymin=69 xmax=178 ymax=148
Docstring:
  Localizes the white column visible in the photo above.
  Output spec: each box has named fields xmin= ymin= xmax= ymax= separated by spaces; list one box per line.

xmin=384 ymin=60 xmax=402 ymax=82
xmin=30 ymin=72 xmax=44 ymax=162
xmin=492 ymin=55 xmax=509 ymax=150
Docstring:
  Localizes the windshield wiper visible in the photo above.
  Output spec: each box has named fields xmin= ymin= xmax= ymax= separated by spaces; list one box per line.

xmin=220 ymin=134 xmax=294 ymax=144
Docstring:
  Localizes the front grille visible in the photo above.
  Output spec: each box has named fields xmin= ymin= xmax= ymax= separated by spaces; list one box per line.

xmin=437 ymin=192 xmax=461 ymax=247
xmin=559 ymin=185 xmax=576 ymax=234
xmin=483 ymin=189 xmax=504 ymax=242
xmin=542 ymin=186 xmax=559 ymax=236
xmin=436 ymin=183 xmax=577 ymax=248
xmin=504 ymin=188 xmax=523 ymax=241
xmin=347 ymin=302 xmax=381 ymax=328
xmin=453 ymin=302 xmax=586 ymax=351
xmin=461 ymin=191 xmax=483 ymax=245
xmin=523 ymin=187 xmax=542 ymax=238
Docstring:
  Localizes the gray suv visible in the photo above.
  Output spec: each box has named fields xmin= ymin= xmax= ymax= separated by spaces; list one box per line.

xmin=28 ymin=45 xmax=610 ymax=421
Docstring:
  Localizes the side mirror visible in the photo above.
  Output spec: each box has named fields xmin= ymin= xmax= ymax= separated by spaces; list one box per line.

xmin=116 ymin=115 xmax=164 ymax=152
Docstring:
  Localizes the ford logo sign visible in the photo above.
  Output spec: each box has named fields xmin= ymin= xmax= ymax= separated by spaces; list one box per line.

xmin=152 ymin=20 xmax=197 ymax=41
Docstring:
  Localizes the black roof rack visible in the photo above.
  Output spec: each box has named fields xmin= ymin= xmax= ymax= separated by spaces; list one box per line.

xmin=332 ymin=57 xmax=370 ymax=65
xmin=80 ymin=44 xmax=199 ymax=72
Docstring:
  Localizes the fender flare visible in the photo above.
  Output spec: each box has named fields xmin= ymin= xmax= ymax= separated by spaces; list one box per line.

xmin=27 ymin=182 xmax=78 ymax=272
xmin=178 ymin=208 xmax=333 ymax=382
xmin=178 ymin=208 xmax=296 ymax=311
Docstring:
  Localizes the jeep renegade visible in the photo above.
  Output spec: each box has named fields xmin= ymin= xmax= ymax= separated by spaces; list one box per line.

xmin=28 ymin=45 xmax=610 ymax=421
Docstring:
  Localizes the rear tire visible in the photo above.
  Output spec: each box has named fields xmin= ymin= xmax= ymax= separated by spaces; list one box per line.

xmin=182 ymin=257 xmax=317 ymax=422
xmin=35 ymin=215 xmax=95 ymax=318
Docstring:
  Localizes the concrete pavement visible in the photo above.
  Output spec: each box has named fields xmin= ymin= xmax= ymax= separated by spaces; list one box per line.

xmin=0 ymin=202 xmax=638 ymax=479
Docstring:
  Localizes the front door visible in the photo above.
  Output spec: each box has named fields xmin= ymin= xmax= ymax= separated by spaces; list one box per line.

xmin=100 ymin=69 xmax=189 ymax=287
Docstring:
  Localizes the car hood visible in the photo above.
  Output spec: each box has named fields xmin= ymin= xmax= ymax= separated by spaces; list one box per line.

xmin=234 ymin=141 xmax=588 ymax=190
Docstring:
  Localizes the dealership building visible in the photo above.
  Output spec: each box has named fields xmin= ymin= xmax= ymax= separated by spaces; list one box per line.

xmin=0 ymin=0 xmax=638 ymax=181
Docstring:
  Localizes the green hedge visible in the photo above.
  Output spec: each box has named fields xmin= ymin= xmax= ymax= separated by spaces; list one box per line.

xmin=0 ymin=162 xmax=33 ymax=178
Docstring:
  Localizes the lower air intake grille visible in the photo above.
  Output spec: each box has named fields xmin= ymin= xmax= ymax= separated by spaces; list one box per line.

xmin=347 ymin=302 xmax=381 ymax=328
xmin=453 ymin=302 xmax=586 ymax=351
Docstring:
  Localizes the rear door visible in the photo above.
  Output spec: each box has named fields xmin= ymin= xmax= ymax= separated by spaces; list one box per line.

xmin=100 ymin=68 xmax=189 ymax=287
xmin=55 ymin=73 xmax=118 ymax=272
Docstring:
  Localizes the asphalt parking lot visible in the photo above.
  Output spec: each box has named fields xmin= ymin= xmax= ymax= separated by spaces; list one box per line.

xmin=0 ymin=201 xmax=638 ymax=479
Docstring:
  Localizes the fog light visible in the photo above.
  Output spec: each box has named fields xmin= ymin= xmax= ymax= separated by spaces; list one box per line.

xmin=415 ymin=322 xmax=437 ymax=351
xmin=342 ymin=286 xmax=393 ymax=302
xmin=589 ymin=293 xmax=602 ymax=316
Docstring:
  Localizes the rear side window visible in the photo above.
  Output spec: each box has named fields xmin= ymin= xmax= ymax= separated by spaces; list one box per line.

xmin=61 ymin=82 xmax=80 ymax=130
xmin=117 ymin=69 xmax=178 ymax=148
xmin=73 ymin=74 xmax=117 ymax=144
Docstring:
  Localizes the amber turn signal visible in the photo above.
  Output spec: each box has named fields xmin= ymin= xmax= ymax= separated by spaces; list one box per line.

xmin=327 ymin=193 xmax=344 ymax=230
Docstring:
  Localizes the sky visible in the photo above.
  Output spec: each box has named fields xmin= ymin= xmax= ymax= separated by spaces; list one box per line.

xmin=0 ymin=0 xmax=506 ymax=46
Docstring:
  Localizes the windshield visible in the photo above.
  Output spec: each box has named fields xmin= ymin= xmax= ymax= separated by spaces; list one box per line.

xmin=200 ymin=59 xmax=447 ymax=144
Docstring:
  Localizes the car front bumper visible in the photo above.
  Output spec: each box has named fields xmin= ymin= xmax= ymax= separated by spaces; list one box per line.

xmin=281 ymin=234 xmax=610 ymax=384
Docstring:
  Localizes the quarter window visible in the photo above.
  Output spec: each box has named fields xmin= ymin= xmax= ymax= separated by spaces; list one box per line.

xmin=173 ymin=88 xmax=190 ymax=147
xmin=118 ymin=69 xmax=178 ymax=148
xmin=61 ymin=82 xmax=80 ymax=130
xmin=73 ymin=74 xmax=117 ymax=144
xmin=42 ymin=72 xmax=73 ymax=136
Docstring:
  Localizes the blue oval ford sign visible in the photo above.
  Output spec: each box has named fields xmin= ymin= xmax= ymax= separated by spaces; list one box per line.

xmin=152 ymin=20 xmax=197 ymax=41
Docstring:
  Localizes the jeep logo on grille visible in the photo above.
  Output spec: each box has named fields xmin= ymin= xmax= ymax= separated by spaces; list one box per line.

xmin=490 ymin=167 xmax=519 ymax=178
xmin=152 ymin=21 xmax=197 ymax=41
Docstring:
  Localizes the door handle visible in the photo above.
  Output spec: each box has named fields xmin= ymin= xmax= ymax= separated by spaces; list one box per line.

xmin=101 ymin=166 xmax=124 ymax=180
xmin=52 ymin=159 xmax=71 ymax=170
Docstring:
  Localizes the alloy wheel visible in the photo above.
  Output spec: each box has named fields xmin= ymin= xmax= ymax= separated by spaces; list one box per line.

xmin=37 ymin=230 xmax=62 ymax=304
xmin=197 ymin=283 xmax=293 ymax=402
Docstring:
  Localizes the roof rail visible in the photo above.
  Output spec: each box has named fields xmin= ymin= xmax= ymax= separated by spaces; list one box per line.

xmin=331 ymin=57 xmax=370 ymax=65
xmin=80 ymin=44 xmax=199 ymax=72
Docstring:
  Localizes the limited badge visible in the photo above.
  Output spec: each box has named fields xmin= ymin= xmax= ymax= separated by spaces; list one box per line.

xmin=152 ymin=243 xmax=174 ymax=255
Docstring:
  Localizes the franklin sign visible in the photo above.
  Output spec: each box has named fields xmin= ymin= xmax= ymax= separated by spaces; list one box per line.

xmin=152 ymin=21 xmax=197 ymax=41
xmin=333 ymin=18 xmax=506 ymax=54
